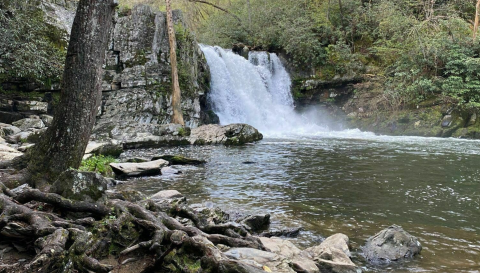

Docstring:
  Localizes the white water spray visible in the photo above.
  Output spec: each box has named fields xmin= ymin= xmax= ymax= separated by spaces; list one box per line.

xmin=200 ymin=45 xmax=328 ymax=136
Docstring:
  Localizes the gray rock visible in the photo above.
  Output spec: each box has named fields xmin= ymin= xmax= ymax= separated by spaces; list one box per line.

xmin=0 ymin=144 xmax=22 ymax=160
xmin=302 ymin=234 xmax=360 ymax=273
xmin=189 ymin=124 xmax=263 ymax=145
xmin=12 ymin=118 xmax=45 ymax=130
xmin=17 ymin=143 xmax=35 ymax=152
xmin=40 ymin=114 xmax=54 ymax=126
xmin=15 ymin=101 xmax=49 ymax=114
xmin=224 ymin=248 xmax=296 ymax=273
xmin=240 ymin=214 xmax=270 ymax=232
xmin=468 ymin=112 xmax=477 ymax=126
xmin=0 ymin=136 xmax=5 ymax=144
xmin=150 ymin=190 xmax=183 ymax=200
xmin=6 ymin=131 xmax=32 ymax=144
xmin=94 ymin=4 xmax=210 ymax=132
xmin=441 ymin=115 xmax=453 ymax=127
xmin=258 ymin=237 xmax=302 ymax=259
xmin=50 ymin=169 xmax=109 ymax=202
xmin=2 ymin=126 xmax=21 ymax=136
xmin=363 ymin=225 xmax=422 ymax=263
xmin=110 ymin=159 xmax=169 ymax=177
xmin=85 ymin=141 xmax=123 ymax=157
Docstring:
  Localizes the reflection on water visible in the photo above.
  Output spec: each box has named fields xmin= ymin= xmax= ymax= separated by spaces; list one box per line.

xmin=118 ymin=134 xmax=480 ymax=273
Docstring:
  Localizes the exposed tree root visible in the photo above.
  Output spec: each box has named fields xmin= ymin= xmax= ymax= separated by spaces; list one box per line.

xmin=0 ymin=182 xmax=272 ymax=273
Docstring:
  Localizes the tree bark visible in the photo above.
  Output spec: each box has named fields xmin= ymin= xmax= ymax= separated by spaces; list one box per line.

xmin=27 ymin=0 xmax=116 ymax=187
xmin=166 ymin=0 xmax=185 ymax=125
xmin=474 ymin=0 xmax=480 ymax=39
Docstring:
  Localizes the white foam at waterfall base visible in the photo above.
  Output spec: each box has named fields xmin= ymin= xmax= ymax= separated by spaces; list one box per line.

xmin=200 ymin=44 xmax=334 ymax=137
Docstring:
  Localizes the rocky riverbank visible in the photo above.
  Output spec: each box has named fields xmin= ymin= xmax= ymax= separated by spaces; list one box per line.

xmin=0 ymin=169 xmax=422 ymax=273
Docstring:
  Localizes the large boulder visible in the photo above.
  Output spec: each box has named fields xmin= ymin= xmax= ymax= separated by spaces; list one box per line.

xmin=301 ymin=234 xmax=360 ymax=273
xmin=50 ymin=170 xmax=110 ymax=202
xmin=362 ymin=225 xmax=422 ymax=263
xmin=109 ymin=159 xmax=169 ymax=177
xmin=2 ymin=125 xmax=21 ymax=136
xmin=189 ymin=124 xmax=263 ymax=145
xmin=12 ymin=118 xmax=45 ymax=130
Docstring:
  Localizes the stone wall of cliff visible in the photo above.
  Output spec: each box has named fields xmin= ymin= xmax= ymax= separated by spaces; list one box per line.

xmin=0 ymin=2 xmax=212 ymax=133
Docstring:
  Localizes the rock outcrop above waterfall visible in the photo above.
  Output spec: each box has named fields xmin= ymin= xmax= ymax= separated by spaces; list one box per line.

xmin=0 ymin=2 xmax=215 ymax=133
xmin=94 ymin=5 xmax=211 ymax=131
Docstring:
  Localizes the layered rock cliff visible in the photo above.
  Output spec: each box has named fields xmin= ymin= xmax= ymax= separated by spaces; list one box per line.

xmin=0 ymin=2 xmax=212 ymax=133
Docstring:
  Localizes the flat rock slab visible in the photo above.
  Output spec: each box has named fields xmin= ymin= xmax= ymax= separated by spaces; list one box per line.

xmin=85 ymin=141 xmax=123 ymax=157
xmin=110 ymin=159 xmax=168 ymax=177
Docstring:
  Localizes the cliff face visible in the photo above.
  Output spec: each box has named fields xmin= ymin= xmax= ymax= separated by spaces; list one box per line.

xmin=95 ymin=5 xmax=211 ymax=138
xmin=0 ymin=2 xmax=212 ymax=131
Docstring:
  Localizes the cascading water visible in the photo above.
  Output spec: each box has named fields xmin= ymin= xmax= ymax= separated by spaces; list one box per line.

xmin=200 ymin=45 xmax=326 ymax=136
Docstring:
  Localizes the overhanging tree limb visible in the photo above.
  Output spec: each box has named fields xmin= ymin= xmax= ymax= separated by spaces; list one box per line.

xmin=188 ymin=0 xmax=242 ymax=22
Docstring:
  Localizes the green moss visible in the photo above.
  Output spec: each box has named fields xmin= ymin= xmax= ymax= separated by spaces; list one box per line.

xmin=79 ymin=155 xmax=117 ymax=178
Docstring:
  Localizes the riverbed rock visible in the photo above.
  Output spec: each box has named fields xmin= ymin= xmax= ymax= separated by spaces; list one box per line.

xmin=109 ymin=159 xmax=169 ymax=177
xmin=150 ymin=190 xmax=183 ymax=200
xmin=362 ymin=225 xmax=422 ymax=263
xmin=12 ymin=118 xmax=45 ymax=130
xmin=302 ymin=233 xmax=359 ymax=273
xmin=224 ymin=248 xmax=296 ymax=273
xmin=85 ymin=141 xmax=123 ymax=157
xmin=0 ymin=144 xmax=23 ymax=161
xmin=50 ymin=169 xmax=109 ymax=202
xmin=40 ymin=114 xmax=54 ymax=127
xmin=189 ymin=124 xmax=263 ymax=145
xmin=15 ymin=100 xmax=49 ymax=114
xmin=239 ymin=214 xmax=270 ymax=232
xmin=152 ymin=155 xmax=206 ymax=165
xmin=2 ymin=125 xmax=21 ymax=136
xmin=258 ymin=237 xmax=301 ymax=259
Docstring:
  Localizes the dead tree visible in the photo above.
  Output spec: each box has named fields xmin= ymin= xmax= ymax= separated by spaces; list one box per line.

xmin=166 ymin=0 xmax=185 ymax=126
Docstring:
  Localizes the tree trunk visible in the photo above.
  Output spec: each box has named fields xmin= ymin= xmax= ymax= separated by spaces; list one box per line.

xmin=474 ymin=0 xmax=480 ymax=39
xmin=27 ymin=0 xmax=116 ymax=188
xmin=166 ymin=0 xmax=185 ymax=125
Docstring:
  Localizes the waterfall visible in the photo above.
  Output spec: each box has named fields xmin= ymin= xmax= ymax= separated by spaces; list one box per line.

xmin=200 ymin=45 xmax=327 ymax=136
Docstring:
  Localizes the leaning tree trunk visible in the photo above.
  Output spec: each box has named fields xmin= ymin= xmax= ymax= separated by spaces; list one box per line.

xmin=166 ymin=0 xmax=185 ymax=125
xmin=474 ymin=0 xmax=480 ymax=39
xmin=27 ymin=0 xmax=116 ymax=188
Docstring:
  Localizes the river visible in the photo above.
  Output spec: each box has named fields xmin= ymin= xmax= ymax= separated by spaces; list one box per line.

xmin=124 ymin=45 xmax=479 ymax=272
xmin=118 ymin=133 xmax=480 ymax=272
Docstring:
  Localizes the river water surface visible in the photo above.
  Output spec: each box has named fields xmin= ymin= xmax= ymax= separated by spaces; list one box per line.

xmin=119 ymin=132 xmax=480 ymax=273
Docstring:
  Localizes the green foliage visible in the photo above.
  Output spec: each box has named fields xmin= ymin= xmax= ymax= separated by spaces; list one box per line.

xmin=79 ymin=155 xmax=117 ymax=177
xmin=197 ymin=0 xmax=479 ymax=110
xmin=0 ymin=0 xmax=66 ymax=84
